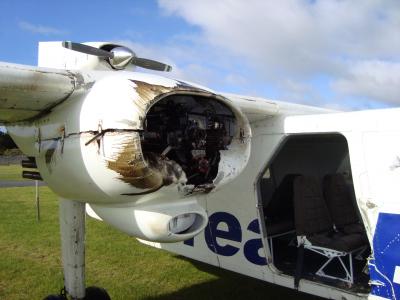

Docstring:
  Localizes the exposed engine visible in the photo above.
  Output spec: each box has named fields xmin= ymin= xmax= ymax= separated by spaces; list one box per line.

xmin=142 ymin=94 xmax=236 ymax=188
xmin=11 ymin=75 xmax=251 ymax=242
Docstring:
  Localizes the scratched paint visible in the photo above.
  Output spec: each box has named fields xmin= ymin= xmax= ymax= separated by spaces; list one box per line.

xmin=99 ymin=79 xmax=250 ymax=195
xmin=17 ymin=74 xmax=251 ymax=203
xmin=130 ymin=80 xmax=171 ymax=118
xmin=103 ymin=79 xmax=189 ymax=192
xmin=106 ymin=135 xmax=148 ymax=186
xmin=106 ymin=134 xmax=187 ymax=190
xmin=0 ymin=62 xmax=94 ymax=123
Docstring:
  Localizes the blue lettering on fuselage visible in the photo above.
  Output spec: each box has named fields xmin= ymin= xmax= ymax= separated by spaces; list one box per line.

xmin=244 ymin=219 xmax=267 ymax=265
xmin=184 ymin=212 xmax=267 ymax=266
xmin=205 ymin=212 xmax=242 ymax=256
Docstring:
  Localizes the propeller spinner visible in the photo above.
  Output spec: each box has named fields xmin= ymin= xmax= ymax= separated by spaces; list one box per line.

xmin=62 ymin=41 xmax=172 ymax=72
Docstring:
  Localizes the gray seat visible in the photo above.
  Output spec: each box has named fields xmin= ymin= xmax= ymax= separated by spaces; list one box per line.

xmin=263 ymin=174 xmax=299 ymax=263
xmin=264 ymin=174 xmax=299 ymax=236
xmin=323 ymin=174 xmax=365 ymax=235
xmin=266 ymin=219 xmax=294 ymax=236
xmin=293 ymin=176 xmax=366 ymax=286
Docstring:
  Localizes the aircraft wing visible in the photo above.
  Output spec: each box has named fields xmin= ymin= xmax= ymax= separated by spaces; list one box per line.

xmin=224 ymin=93 xmax=337 ymax=123
xmin=0 ymin=62 xmax=82 ymax=123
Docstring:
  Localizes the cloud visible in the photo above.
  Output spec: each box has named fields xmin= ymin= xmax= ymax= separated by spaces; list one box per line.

xmin=332 ymin=60 xmax=400 ymax=105
xmin=158 ymin=0 xmax=400 ymax=107
xmin=115 ymin=38 xmax=250 ymax=91
xmin=159 ymin=0 xmax=400 ymax=76
xmin=279 ymin=79 xmax=321 ymax=105
xmin=18 ymin=21 xmax=67 ymax=35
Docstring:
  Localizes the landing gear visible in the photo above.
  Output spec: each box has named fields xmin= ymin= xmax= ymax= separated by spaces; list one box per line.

xmin=59 ymin=198 xmax=86 ymax=299
xmin=43 ymin=288 xmax=67 ymax=300
xmin=43 ymin=294 xmax=67 ymax=300
xmin=44 ymin=199 xmax=110 ymax=300
xmin=84 ymin=286 xmax=111 ymax=300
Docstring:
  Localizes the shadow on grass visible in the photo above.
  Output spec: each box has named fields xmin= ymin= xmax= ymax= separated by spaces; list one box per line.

xmin=145 ymin=256 xmax=322 ymax=300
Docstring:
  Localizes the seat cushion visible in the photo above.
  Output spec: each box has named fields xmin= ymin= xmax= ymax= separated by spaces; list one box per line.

xmin=308 ymin=231 xmax=366 ymax=252
xmin=340 ymin=223 xmax=365 ymax=234
xmin=266 ymin=218 xmax=294 ymax=236
xmin=293 ymin=176 xmax=333 ymax=236
xmin=323 ymin=174 xmax=360 ymax=228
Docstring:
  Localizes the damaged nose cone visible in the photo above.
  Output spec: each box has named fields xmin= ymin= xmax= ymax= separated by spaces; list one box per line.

xmin=78 ymin=77 xmax=251 ymax=203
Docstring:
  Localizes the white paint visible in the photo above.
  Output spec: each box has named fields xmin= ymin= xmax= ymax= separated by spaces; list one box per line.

xmin=90 ymin=198 xmax=208 ymax=242
xmin=394 ymin=266 xmax=400 ymax=284
xmin=85 ymin=204 xmax=103 ymax=221
xmin=0 ymin=62 xmax=76 ymax=122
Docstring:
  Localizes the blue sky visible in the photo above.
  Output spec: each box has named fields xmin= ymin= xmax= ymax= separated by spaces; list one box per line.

xmin=0 ymin=0 xmax=399 ymax=111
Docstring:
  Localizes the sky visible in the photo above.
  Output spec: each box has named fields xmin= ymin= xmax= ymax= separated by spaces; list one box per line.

xmin=0 ymin=0 xmax=400 ymax=111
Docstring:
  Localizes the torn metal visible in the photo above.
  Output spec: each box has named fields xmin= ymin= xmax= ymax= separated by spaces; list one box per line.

xmin=101 ymin=80 xmax=248 ymax=195
xmin=30 ymin=76 xmax=250 ymax=197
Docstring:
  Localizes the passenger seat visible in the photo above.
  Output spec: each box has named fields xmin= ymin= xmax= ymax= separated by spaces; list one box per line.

xmin=323 ymin=174 xmax=365 ymax=235
xmin=264 ymin=174 xmax=299 ymax=237
xmin=293 ymin=176 xmax=367 ymax=286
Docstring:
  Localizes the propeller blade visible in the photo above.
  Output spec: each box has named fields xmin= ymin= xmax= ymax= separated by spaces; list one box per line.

xmin=62 ymin=41 xmax=113 ymax=59
xmin=132 ymin=57 xmax=172 ymax=72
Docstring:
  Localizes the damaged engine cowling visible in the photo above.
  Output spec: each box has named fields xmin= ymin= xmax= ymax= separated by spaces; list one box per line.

xmin=32 ymin=74 xmax=251 ymax=242
xmin=117 ymin=91 xmax=243 ymax=194
xmin=77 ymin=76 xmax=251 ymax=199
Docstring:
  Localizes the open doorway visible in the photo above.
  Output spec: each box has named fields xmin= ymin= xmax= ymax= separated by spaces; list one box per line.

xmin=258 ymin=134 xmax=370 ymax=293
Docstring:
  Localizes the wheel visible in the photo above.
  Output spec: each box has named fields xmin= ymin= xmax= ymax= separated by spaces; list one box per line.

xmin=83 ymin=286 xmax=111 ymax=300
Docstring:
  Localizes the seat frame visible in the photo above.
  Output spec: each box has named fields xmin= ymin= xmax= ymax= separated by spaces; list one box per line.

xmin=293 ymin=176 xmax=368 ymax=287
xmin=297 ymin=236 xmax=365 ymax=285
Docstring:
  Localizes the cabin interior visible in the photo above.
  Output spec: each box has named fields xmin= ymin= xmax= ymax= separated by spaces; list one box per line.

xmin=259 ymin=134 xmax=371 ymax=293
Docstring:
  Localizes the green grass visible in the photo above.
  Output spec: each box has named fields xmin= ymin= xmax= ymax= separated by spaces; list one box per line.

xmin=0 ymin=165 xmax=26 ymax=181
xmin=0 ymin=187 xmax=317 ymax=300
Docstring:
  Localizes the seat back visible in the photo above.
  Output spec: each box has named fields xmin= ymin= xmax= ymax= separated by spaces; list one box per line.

xmin=323 ymin=173 xmax=359 ymax=228
xmin=293 ymin=176 xmax=333 ymax=236
xmin=264 ymin=174 xmax=300 ymax=221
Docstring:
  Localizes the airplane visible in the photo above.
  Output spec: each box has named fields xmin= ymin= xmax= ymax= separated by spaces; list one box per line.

xmin=0 ymin=41 xmax=399 ymax=300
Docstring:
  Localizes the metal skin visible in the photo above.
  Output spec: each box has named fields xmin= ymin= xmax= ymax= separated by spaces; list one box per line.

xmin=108 ymin=46 xmax=135 ymax=70
xmin=157 ymin=107 xmax=400 ymax=300
xmin=59 ymin=199 xmax=86 ymax=299
xmin=7 ymin=71 xmax=251 ymax=242
xmin=0 ymin=63 xmax=80 ymax=122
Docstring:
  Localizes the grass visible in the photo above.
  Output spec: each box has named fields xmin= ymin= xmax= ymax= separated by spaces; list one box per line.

xmin=0 ymin=165 xmax=26 ymax=181
xmin=0 ymin=186 xmax=318 ymax=300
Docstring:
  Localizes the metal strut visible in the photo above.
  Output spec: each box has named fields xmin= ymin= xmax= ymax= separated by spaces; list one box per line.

xmin=59 ymin=198 xmax=86 ymax=299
